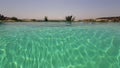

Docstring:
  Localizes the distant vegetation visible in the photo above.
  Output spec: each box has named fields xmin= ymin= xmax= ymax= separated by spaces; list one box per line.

xmin=1 ymin=14 xmax=120 ymax=23
xmin=96 ymin=16 xmax=120 ymax=22
xmin=81 ymin=16 xmax=120 ymax=23
xmin=0 ymin=14 xmax=21 ymax=22
xmin=10 ymin=17 xmax=18 ymax=21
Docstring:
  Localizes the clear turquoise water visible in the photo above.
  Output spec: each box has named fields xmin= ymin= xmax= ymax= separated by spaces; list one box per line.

xmin=0 ymin=22 xmax=120 ymax=68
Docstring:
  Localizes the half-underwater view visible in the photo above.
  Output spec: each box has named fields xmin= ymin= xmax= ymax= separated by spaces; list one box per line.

xmin=0 ymin=0 xmax=120 ymax=68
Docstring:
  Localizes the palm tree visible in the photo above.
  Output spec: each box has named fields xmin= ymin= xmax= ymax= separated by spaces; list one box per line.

xmin=0 ymin=14 xmax=5 ymax=20
xmin=65 ymin=15 xmax=75 ymax=24
xmin=0 ymin=14 xmax=5 ymax=23
xmin=44 ymin=16 xmax=48 ymax=22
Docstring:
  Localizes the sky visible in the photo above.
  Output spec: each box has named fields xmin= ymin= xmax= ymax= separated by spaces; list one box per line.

xmin=0 ymin=0 xmax=120 ymax=20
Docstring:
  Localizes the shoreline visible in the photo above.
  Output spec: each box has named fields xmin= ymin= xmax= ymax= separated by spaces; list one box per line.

xmin=1 ymin=21 xmax=120 ymax=23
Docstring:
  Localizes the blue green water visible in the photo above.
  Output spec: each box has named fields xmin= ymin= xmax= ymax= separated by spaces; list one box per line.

xmin=0 ymin=22 xmax=120 ymax=68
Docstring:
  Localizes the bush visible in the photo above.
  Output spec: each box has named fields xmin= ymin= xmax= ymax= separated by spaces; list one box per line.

xmin=11 ymin=17 xmax=18 ymax=21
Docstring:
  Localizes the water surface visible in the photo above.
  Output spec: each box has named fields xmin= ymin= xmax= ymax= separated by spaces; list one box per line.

xmin=0 ymin=22 xmax=120 ymax=68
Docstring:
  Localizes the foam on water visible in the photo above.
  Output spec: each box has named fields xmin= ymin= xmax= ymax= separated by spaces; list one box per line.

xmin=0 ymin=22 xmax=120 ymax=68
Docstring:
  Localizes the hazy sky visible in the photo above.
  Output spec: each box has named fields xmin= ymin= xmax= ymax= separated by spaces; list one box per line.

xmin=0 ymin=0 xmax=120 ymax=20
